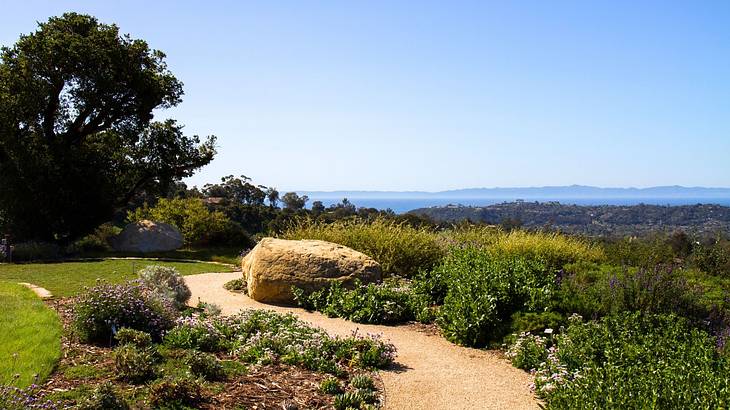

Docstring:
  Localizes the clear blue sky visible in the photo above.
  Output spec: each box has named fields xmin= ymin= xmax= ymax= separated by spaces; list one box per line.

xmin=2 ymin=1 xmax=729 ymax=191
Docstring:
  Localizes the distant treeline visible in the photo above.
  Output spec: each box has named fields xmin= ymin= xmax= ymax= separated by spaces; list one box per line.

xmin=409 ymin=201 xmax=730 ymax=237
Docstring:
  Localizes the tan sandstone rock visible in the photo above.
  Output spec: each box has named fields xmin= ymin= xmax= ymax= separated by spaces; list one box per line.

xmin=113 ymin=220 xmax=184 ymax=253
xmin=242 ymin=237 xmax=382 ymax=304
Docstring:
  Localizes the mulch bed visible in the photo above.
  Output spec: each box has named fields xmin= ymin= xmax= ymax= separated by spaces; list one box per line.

xmin=40 ymin=298 xmax=384 ymax=409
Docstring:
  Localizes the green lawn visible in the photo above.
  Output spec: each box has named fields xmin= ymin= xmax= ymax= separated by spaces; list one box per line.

xmin=0 ymin=281 xmax=62 ymax=387
xmin=0 ymin=259 xmax=235 ymax=297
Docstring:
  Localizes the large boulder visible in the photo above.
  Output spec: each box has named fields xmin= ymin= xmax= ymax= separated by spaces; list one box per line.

xmin=113 ymin=220 xmax=184 ymax=253
xmin=242 ymin=237 xmax=382 ymax=304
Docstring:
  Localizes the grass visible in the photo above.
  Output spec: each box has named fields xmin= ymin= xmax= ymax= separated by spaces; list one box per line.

xmin=282 ymin=218 xmax=445 ymax=277
xmin=0 ymin=259 xmax=235 ymax=297
xmin=0 ymin=281 xmax=62 ymax=387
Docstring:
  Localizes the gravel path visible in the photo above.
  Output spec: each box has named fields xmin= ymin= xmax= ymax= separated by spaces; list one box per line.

xmin=185 ymin=272 xmax=538 ymax=410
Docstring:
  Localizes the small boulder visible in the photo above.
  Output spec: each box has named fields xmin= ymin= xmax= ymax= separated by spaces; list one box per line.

xmin=113 ymin=220 xmax=184 ymax=253
xmin=242 ymin=237 xmax=382 ymax=304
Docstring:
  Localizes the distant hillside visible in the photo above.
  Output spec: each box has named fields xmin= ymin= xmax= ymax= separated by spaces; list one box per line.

xmin=299 ymin=185 xmax=730 ymax=200
xmin=409 ymin=201 xmax=730 ymax=236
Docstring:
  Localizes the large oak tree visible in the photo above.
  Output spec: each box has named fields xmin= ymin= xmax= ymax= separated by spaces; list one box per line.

xmin=0 ymin=13 xmax=216 ymax=241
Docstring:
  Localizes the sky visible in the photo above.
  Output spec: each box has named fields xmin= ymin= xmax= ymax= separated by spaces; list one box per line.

xmin=2 ymin=1 xmax=729 ymax=192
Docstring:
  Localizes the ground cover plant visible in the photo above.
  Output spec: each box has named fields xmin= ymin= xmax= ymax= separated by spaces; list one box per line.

xmin=0 ymin=282 xmax=62 ymax=387
xmin=0 ymin=259 xmax=233 ymax=297
xmin=511 ymin=313 xmax=730 ymax=409
xmin=34 ymin=276 xmax=395 ymax=409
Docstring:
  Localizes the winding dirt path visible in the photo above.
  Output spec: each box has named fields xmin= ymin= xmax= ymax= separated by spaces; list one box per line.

xmin=185 ymin=272 xmax=538 ymax=410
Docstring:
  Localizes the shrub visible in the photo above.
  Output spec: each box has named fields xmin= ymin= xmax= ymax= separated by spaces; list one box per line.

xmin=554 ymin=263 xmax=706 ymax=321
xmin=333 ymin=391 xmax=365 ymax=410
xmin=184 ymin=351 xmax=225 ymax=381
xmin=435 ymin=248 xmax=554 ymax=346
xmin=70 ymin=223 xmax=122 ymax=253
xmin=138 ymin=265 xmax=192 ymax=309
xmin=533 ymin=313 xmax=730 ymax=408
xmin=603 ymin=235 xmax=676 ymax=268
xmin=320 ymin=377 xmax=343 ymax=395
xmin=510 ymin=311 xmax=564 ymax=335
xmin=506 ymin=332 xmax=549 ymax=371
xmin=11 ymin=241 xmax=61 ymax=261
xmin=443 ymin=227 xmax=603 ymax=271
xmin=72 ymin=281 xmax=177 ymax=344
xmin=223 ymin=278 xmax=247 ymax=293
xmin=112 ymin=344 xmax=156 ymax=383
xmin=692 ymin=243 xmax=730 ymax=276
xmin=128 ymin=197 xmax=253 ymax=247
xmin=148 ymin=377 xmax=203 ymax=409
xmin=114 ymin=328 xmax=152 ymax=348
xmin=350 ymin=374 xmax=375 ymax=390
xmin=164 ymin=316 xmax=229 ymax=352
xmin=282 ymin=218 xmax=445 ymax=277
xmin=294 ymin=280 xmax=416 ymax=325
xmin=76 ymin=382 xmax=129 ymax=410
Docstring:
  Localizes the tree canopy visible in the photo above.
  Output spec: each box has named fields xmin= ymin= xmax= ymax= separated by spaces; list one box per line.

xmin=0 ymin=13 xmax=215 ymax=241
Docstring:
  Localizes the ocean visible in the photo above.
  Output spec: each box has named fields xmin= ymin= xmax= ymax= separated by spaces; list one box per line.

xmin=306 ymin=197 xmax=730 ymax=214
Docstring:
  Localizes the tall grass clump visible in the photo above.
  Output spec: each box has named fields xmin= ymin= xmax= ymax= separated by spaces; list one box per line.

xmin=282 ymin=218 xmax=444 ymax=277
xmin=443 ymin=227 xmax=604 ymax=271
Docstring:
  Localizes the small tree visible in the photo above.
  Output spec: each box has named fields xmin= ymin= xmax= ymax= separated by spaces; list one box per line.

xmin=281 ymin=192 xmax=309 ymax=210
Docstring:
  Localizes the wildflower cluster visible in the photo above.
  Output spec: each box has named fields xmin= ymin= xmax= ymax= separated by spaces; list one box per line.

xmin=0 ymin=384 xmax=58 ymax=410
xmin=72 ymin=280 xmax=177 ymax=343
xmin=505 ymin=332 xmax=548 ymax=371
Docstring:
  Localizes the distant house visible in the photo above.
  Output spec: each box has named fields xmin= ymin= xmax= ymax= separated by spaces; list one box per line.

xmin=203 ymin=197 xmax=225 ymax=205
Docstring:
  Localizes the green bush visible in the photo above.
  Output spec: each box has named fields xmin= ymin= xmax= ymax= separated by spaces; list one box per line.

xmin=435 ymin=248 xmax=554 ymax=346
xmin=692 ymin=243 xmax=730 ymax=276
xmin=443 ymin=227 xmax=603 ymax=271
xmin=76 ymin=382 xmax=129 ymax=410
xmin=163 ymin=316 xmax=229 ymax=352
xmin=138 ymin=265 xmax=192 ymax=309
xmin=112 ymin=344 xmax=156 ymax=383
xmin=148 ymin=377 xmax=203 ymax=409
xmin=320 ymin=377 xmax=343 ymax=395
xmin=114 ymin=328 xmax=152 ymax=348
xmin=128 ymin=197 xmax=254 ymax=247
xmin=72 ymin=281 xmax=177 ymax=343
xmin=505 ymin=332 xmax=549 ymax=371
xmin=333 ymin=391 xmax=365 ymax=410
xmin=350 ymin=374 xmax=375 ymax=391
xmin=184 ymin=351 xmax=225 ymax=381
xmin=11 ymin=241 xmax=61 ymax=261
xmin=554 ymin=263 xmax=705 ymax=320
xmin=70 ymin=223 xmax=122 ymax=253
xmin=603 ymin=235 xmax=677 ymax=268
xmin=282 ymin=218 xmax=445 ymax=277
xmin=534 ymin=313 xmax=730 ymax=408
xmin=223 ymin=278 xmax=247 ymax=293
xmin=293 ymin=280 xmax=417 ymax=325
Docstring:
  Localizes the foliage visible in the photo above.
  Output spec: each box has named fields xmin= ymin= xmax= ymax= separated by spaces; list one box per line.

xmin=112 ymin=344 xmax=156 ymax=383
xmin=138 ymin=265 xmax=192 ymax=309
xmin=443 ymin=227 xmax=603 ymax=271
xmin=11 ymin=241 xmax=62 ymax=262
xmin=72 ymin=281 xmax=177 ymax=343
xmin=76 ymin=382 xmax=129 ymax=410
xmin=281 ymin=192 xmax=309 ymax=210
xmin=0 ymin=282 xmax=61 ymax=387
xmin=113 ymin=328 xmax=152 ymax=348
xmin=223 ymin=278 xmax=247 ymax=293
xmin=70 ymin=223 xmax=122 ymax=253
xmin=506 ymin=333 xmax=549 ymax=371
xmin=0 ymin=13 xmax=215 ymax=242
xmin=128 ymin=197 xmax=253 ymax=247
xmin=283 ymin=218 xmax=445 ymax=277
xmin=148 ymin=377 xmax=203 ymax=409
xmin=293 ymin=280 xmax=417 ymax=324
xmin=350 ymin=374 xmax=375 ymax=390
xmin=692 ymin=242 xmax=730 ymax=276
xmin=509 ymin=311 xmax=564 ymax=335
xmin=319 ymin=377 xmax=343 ymax=395
xmin=0 ymin=259 xmax=232 ymax=298
xmin=554 ymin=262 xmax=706 ymax=320
xmin=0 ymin=384 xmax=58 ymax=409
xmin=533 ymin=313 xmax=730 ymax=409
xmin=333 ymin=391 xmax=367 ymax=410
xmin=435 ymin=248 xmax=554 ymax=346
xmin=164 ymin=316 xmax=229 ymax=352
xmin=184 ymin=351 xmax=225 ymax=381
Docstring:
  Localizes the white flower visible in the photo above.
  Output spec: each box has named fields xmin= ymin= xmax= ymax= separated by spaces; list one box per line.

xmin=544 ymin=328 xmax=553 ymax=334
